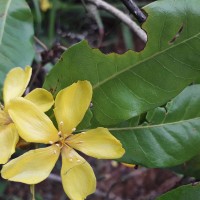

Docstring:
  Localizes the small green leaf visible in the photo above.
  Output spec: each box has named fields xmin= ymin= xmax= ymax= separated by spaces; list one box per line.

xmin=156 ymin=184 xmax=200 ymax=200
xmin=0 ymin=0 xmax=34 ymax=88
xmin=112 ymin=85 xmax=200 ymax=167
xmin=146 ymin=107 xmax=166 ymax=124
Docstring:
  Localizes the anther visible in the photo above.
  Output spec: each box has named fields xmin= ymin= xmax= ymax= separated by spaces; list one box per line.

xmin=53 ymin=150 xmax=57 ymax=154
xmin=77 ymin=159 xmax=81 ymax=162
xmin=60 ymin=121 xmax=64 ymax=126
xmin=81 ymin=132 xmax=86 ymax=134
xmin=58 ymin=131 xmax=62 ymax=136
xmin=49 ymin=141 xmax=53 ymax=144
xmin=69 ymin=158 xmax=73 ymax=162
xmin=55 ymin=143 xmax=60 ymax=147
xmin=72 ymin=127 xmax=76 ymax=132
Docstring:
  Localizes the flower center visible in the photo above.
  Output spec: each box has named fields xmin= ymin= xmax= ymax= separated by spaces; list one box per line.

xmin=51 ymin=121 xmax=83 ymax=163
xmin=53 ymin=121 xmax=75 ymax=149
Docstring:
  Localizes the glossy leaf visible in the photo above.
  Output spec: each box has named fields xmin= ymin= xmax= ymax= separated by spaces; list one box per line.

xmin=77 ymin=109 xmax=93 ymax=130
xmin=156 ymin=184 xmax=200 ymax=200
xmin=112 ymin=85 xmax=200 ymax=167
xmin=0 ymin=0 xmax=34 ymax=88
xmin=44 ymin=0 xmax=200 ymax=125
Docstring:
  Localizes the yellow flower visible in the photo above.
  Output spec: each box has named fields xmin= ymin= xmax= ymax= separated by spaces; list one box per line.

xmin=1 ymin=81 xmax=125 ymax=200
xmin=0 ymin=66 xmax=54 ymax=164
xmin=40 ymin=0 xmax=52 ymax=12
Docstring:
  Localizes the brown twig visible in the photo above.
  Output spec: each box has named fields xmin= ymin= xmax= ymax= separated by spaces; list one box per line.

xmin=85 ymin=3 xmax=105 ymax=47
xmin=120 ymin=0 xmax=147 ymax=23
xmin=34 ymin=36 xmax=48 ymax=51
xmin=86 ymin=0 xmax=147 ymax=43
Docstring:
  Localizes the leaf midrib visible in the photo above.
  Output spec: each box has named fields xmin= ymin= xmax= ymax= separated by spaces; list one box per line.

xmin=108 ymin=116 xmax=200 ymax=131
xmin=93 ymin=32 xmax=200 ymax=90
xmin=0 ymin=0 xmax=12 ymax=45
xmin=77 ymin=116 xmax=200 ymax=132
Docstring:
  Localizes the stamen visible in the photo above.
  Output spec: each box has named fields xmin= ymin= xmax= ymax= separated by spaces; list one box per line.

xmin=49 ymin=141 xmax=53 ymax=144
xmin=77 ymin=159 xmax=81 ymax=162
xmin=58 ymin=131 xmax=62 ymax=136
xmin=59 ymin=121 xmax=65 ymax=137
xmin=72 ymin=127 xmax=76 ymax=132
xmin=69 ymin=158 xmax=73 ymax=162
xmin=81 ymin=132 xmax=86 ymax=134
xmin=55 ymin=143 xmax=60 ymax=147
xmin=53 ymin=150 xmax=57 ymax=154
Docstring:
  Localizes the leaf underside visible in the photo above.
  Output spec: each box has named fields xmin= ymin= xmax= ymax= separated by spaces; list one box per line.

xmin=0 ymin=0 xmax=34 ymax=88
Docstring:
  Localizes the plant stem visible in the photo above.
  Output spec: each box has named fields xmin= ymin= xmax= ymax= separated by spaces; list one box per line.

xmin=49 ymin=0 xmax=57 ymax=45
xmin=120 ymin=0 xmax=147 ymax=23
xmin=32 ymin=0 xmax=42 ymax=34
xmin=30 ymin=184 xmax=36 ymax=200
xmin=86 ymin=0 xmax=147 ymax=43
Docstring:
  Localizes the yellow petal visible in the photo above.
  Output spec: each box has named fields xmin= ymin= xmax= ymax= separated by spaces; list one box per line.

xmin=40 ymin=0 xmax=52 ymax=12
xmin=8 ymin=98 xmax=59 ymax=144
xmin=122 ymin=163 xmax=136 ymax=168
xmin=67 ymin=128 xmax=125 ymax=159
xmin=25 ymin=88 xmax=54 ymax=112
xmin=54 ymin=81 xmax=92 ymax=136
xmin=1 ymin=145 xmax=60 ymax=184
xmin=0 ymin=124 xmax=19 ymax=164
xmin=61 ymin=146 xmax=96 ymax=200
xmin=3 ymin=66 xmax=32 ymax=107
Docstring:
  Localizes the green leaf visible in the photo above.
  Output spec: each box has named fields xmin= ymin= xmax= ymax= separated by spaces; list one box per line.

xmin=112 ymin=85 xmax=200 ymax=167
xmin=0 ymin=180 xmax=7 ymax=195
xmin=117 ymin=115 xmax=140 ymax=128
xmin=146 ymin=107 xmax=166 ymax=124
xmin=77 ymin=109 xmax=93 ymax=130
xmin=44 ymin=0 xmax=200 ymax=125
xmin=0 ymin=0 xmax=34 ymax=88
xmin=156 ymin=184 xmax=200 ymax=200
